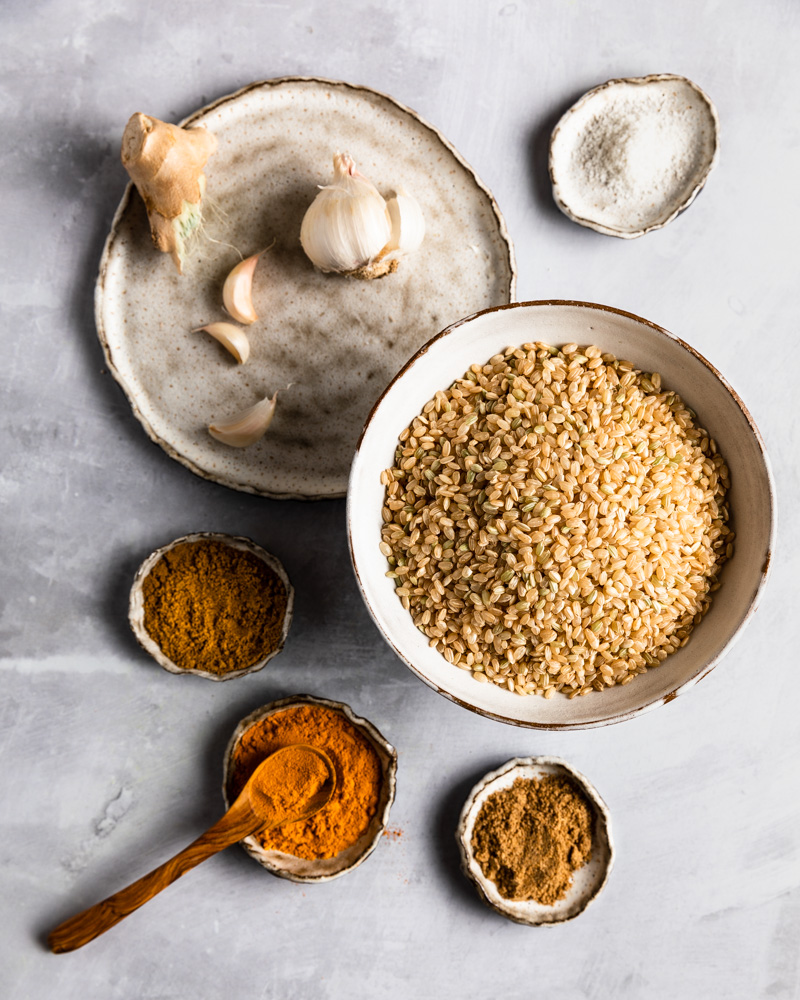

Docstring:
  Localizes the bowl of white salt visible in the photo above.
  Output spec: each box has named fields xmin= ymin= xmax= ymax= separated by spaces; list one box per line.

xmin=549 ymin=74 xmax=719 ymax=238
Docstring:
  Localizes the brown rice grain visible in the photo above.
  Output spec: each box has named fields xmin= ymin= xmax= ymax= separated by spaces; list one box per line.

xmin=380 ymin=343 xmax=733 ymax=697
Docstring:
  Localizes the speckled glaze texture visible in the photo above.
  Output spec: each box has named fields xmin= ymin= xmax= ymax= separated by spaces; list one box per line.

xmin=348 ymin=301 xmax=776 ymax=729
xmin=549 ymin=75 xmax=719 ymax=238
xmin=457 ymin=757 xmax=614 ymax=925
xmin=96 ymin=78 xmax=516 ymax=498
xmin=128 ymin=532 xmax=294 ymax=681
xmin=222 ymin=695 xmax=397 ymax=882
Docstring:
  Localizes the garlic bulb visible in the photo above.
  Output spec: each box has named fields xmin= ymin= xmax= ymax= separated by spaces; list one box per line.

xmin=385 ymin=187 xmax=425 ymax=255
xmin=208 ymin=392 xmax=280 ymax=448
xmin=193 ymin=322 xmax=250 ymax=364
xmin=222 ymin=250 xmax=264 ymax=325
xmin=300 ymin=153 xmax=393 ymax=279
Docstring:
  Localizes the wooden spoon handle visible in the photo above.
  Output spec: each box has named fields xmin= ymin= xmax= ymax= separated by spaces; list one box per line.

xmin=48 ymin=798 xmax=258 ymax=954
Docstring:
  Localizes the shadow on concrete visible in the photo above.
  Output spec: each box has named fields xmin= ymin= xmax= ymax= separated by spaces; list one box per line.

xmin=429 ymin=761 xmax=504 ymax=917
xmin=525 ymin=85 xmax=597 ymax=223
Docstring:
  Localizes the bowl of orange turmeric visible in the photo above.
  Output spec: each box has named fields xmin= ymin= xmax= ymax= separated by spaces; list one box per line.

xmin=222 ymin=694 xmax=397 ymax=881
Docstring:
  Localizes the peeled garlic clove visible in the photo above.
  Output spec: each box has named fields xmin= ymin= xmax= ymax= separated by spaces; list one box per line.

xmin=222 ymin=251 xmax=264 ymax=325
xmin=193 ymin=322 xmax=250 ymax=364
xmin=385 ymin=187 xmax=425 ymax=255
xmin=300 ymin=153 xmax=392 ymax=276
xmin=208 ymin=392 xmax=280 ymax=448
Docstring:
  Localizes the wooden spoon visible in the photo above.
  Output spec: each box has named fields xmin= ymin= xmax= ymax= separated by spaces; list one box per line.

xmin=48 ymin=744 xmax=335 ymax=953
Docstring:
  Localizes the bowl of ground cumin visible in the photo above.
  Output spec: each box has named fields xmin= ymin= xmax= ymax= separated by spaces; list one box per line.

xmin=457 ymin=756 xmax=614 ymax=925
xmin=348 ymin=300 xmax=775 ymax=728
xmin=129 ymin=532 xmax=294 ymax=680
xmin=223 ymin=695 xmax=397 ymax=881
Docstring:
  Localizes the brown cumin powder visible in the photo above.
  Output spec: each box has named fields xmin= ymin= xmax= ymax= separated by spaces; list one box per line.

xmin=471 ymin=774 xmax=593 ymax=904
xmin=142 ymin=539 xmax=287 ymax=675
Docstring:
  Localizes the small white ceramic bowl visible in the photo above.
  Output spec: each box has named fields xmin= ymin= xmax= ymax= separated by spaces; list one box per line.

xmin=457 ymin=757 xmax=613 ymax=925
xmin=222 ymin=695 xmax=397 ymax=882
xmin=550 ymin=74 xmax=719 ymax=238
xmin=348 ymin=300 xmax=775 ymax=729
xmin=129 ymin=532 xmax=294 ymax=681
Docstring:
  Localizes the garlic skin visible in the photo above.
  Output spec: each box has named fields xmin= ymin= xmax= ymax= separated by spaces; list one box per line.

xmin=385 ymin=187 xmax=425 ymax=255
xmin=208 ymin=392 xmax=280 ymax=448
xmin=193 ymin=322 xmax=250 ymax=364
xmin=300 ymin=153 xmax=393 ymax=278
xmin=222 ymin=251 xmax=263 ymax=325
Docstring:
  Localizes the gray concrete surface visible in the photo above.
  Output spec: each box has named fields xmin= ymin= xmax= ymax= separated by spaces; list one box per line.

xmin=1 ymin=1 xmax=798 ymax=997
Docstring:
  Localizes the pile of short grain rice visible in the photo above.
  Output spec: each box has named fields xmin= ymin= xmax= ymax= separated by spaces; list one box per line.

xmin=379 ymin=342 xmax=733 ymax=698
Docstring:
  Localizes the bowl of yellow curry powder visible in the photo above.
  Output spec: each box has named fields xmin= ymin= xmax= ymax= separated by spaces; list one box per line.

xmin=223 ymin=695 xmax=397 ymax=881
xmin=129 ymin=532 xmax=294 ymax=680
xmin=457 ymin=756 xmax=614 ymax=925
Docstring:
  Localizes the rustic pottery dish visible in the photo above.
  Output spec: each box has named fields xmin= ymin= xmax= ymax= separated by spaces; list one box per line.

xmin=129 ymin=531 xmax=294 ymax=680
xmin=97 ymin=77 xmax=516 ymax=499
xmin=457 ymin=756 xmax=613 ymax=925
xmin=549 ymin=75 xmax=719 ymax=238
xmin=222 ymin=695 xmax=397 ymax=882
xmin=348 ymin=300 xmax=775 ymax=729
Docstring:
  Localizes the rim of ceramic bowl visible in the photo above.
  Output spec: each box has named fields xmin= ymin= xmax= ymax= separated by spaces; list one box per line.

xmin=348 ymin=299 xmax=776 ymax=729
xmin=95 ymin=76 xmax=517 ymax=501
xmin=222 ymin=694 xmax=398 ymax=882
xmin=456 ymin=756 xmax=614 ymax=925
xmin=129 ymin=531 xmax=294 ymax=681
xmin=549 ymin=74 xmax=720 ymax=239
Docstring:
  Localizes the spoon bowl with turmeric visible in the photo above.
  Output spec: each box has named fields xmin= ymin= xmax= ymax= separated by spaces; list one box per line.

xmin=48 ymin=745 xmax=335 ymax=954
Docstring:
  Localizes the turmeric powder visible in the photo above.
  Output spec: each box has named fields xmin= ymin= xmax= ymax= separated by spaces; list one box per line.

xmin=227 ymin=704 xmax=383 ymax=860
xmin=251 ymin=746 xmax=334 ymax=821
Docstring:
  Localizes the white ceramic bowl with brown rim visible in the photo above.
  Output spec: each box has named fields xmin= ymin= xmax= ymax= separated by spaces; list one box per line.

xmin=129 ymin=531 xmax=294 ymax=680
xmin=549 ymin=74 xmax=719 ymax=238
xmin=348 ymin=300 xmax=775 ymax=729
xmin=457 ymin=756 xmax=613 ymax=926
xmin=222 ymin=694 xmax=397 ymax=882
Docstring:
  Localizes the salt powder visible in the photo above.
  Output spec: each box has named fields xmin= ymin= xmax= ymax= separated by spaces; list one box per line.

xmin=551 ymin=78 xmax=718 ymax=236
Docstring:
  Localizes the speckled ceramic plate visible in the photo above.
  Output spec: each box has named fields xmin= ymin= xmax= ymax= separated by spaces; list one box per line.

xmin=97 ymin=77 xmax=516 ymax=498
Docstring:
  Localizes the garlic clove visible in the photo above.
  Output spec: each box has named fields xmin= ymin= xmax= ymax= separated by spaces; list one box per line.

xmin=192 ymin=322 xmax=250 ymax=364
xmin=222 ymin=250 xmax=264 ymax=325
xmin=208 ymin=392 xmax=281 ymax=448
xmin=300 ymin=153 xmax=392 ymax=276
xmin=385 ymin=187 xmax=425 ymax=255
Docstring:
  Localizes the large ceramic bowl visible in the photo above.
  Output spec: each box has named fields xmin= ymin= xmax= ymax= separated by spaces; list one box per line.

xmin=348 ymin=301 xmax=775 ymax=729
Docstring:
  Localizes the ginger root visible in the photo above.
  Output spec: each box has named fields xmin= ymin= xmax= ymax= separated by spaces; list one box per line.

xmin=121 ymin=112 xmax=217 ymax=273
